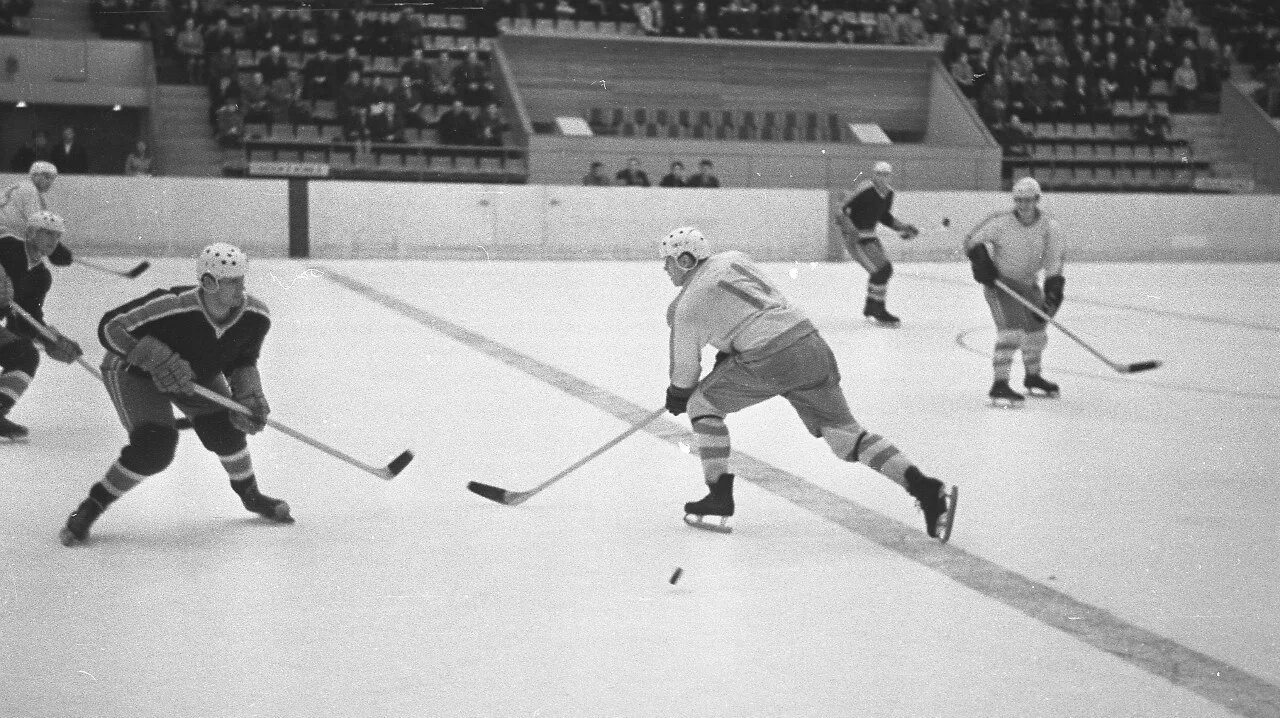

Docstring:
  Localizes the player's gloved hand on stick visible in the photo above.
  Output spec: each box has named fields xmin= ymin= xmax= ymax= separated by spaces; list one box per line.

xmin=898 ymin=223 xmax=919 ymax=240
xmin=665 ymin=384 xmax=695 ymax=416
xmin=714 ymin=351 xmax=730 ymax=369
xmin=230 ymin=391 xmax=270 ymax=434
xmin=48 ymin=244 xmax=73 ymax=267
xmin=127 ymin=335 xmax=196 ymax=394
xmin=44 ymin=332 xmax=83 ymax=364
xmin=1043 ymin=274 xmax=1065 ymax=316
xmin=966 ymin=244 xmax=999 ymax=286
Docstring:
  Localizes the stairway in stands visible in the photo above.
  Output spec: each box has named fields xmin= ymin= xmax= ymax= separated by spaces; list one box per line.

xmin=1173 ymin=112 xmax=1269 ymax=192
xmin=152 ymin=85 xmax=222 ymax=177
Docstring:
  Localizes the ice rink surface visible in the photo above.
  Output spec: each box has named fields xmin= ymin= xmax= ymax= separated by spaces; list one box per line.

xmin=2 ymin=257 xmax=1278 ymax=718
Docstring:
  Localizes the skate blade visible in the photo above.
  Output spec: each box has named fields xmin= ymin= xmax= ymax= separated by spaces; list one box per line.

xmin=683 ymin=514 xmax=733 ymax=534
xmin=863 ymin=317 xmax=901 ymax=328
xmin=1025 ymin=389 xmax=1060 ymax=398
xmin=58 ymin=528 xmax=84 ymax=547
xmin=987 ymin=398 xmax=1025 ymax=409
xmin=0 ymin=435 xmax=30 ymax=444
xmin=938 ymin=486 xmax=959 ymax=544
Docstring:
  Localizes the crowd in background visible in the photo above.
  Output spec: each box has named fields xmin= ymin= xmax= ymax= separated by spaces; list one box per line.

xmin=7 ymin=127 xmax=92 ymax=174
xmin=583 ymin=157 xmax=721 ymax=186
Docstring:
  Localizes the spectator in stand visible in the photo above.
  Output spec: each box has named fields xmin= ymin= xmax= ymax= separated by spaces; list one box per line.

xmin=334 ymin=70 xmax=367 ymax=122
xmin=582 ymin=161 xmax=610 ymax=186
xmin=400 ymin=48 xmax=434 ymax=90
xmin=392 ymin=75 xmax=427 ymax=129
xmin=452 ymin=51 xmax=494 ymax=106
xmin=124 ymin=139 xmax=155 ymax=176
xmin=257 ymin=44 xmax=290 ymax=85
xmin=1000 ymin=114 xmax=1034 ymax=157
xmin=1064 ymin=74 xmax=1091 ymax=120
xmin=979 ymin=71 xmax=1011 ymax=125
xmin=334 ymin=46 xmax=365 ymax=90
xmin=368 ymin=75 xmax=396 ymax=107
xmin=215 ymin=100 xmax=245 ymax=147
xmin=686 ymin=158 xmax=720 ymax=187
xmin=206 ymin=45 xmax=238 ymax=87
xmin=1134 ymin=101 xmax=1172 ymax=141
xmin=1020 ymin=72 xmax=1052 ymax=121
xmin=268 ymin=69 xmax=309 ymax=124
xmin=9 ymin=130 xmax=51 ymax=173
xmin=368 ymin=102 xmax=406 ymax=143
xmin=203 ymin=17 xmax=235 ymax=56
xmin=1044 ymin=72 xmax=1069 ymax=121
xmin=476 ymin=103 xmax=507 ymax=146
xmin=301 ymin=48 xmax=335 ymax=102
xmin=950 ymin=53 xmax=975 ymax=97
xmin=689 ymin=0 xmax=714 ymax=38
xmin=437 ymin=99 xmax=476 ymax=145
xmin=431 ymin=51 xmax=458 ymax=104
xmin=208 ymin=73 xmax=240 ymax=127
xmin=1171 ymin=56 xmax=1199 ymax=111
xmin=239 ymin=71 xmax=271 ymax=123
xmin=392 ymin=7 xmax=423 ymax=57
xmin=51 ymin=126 xmax=88 ymax=174
xmin=175 ymin=17 xmax=205 ymax=84
xmin=615 ymin=156 xmax=650 ymax=186
xmin=659 ymin=160 xmax=687 ymax=187
xmin=342 ymin=106 xmax=372 ymax=153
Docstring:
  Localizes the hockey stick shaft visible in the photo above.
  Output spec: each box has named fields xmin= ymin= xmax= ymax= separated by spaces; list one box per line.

xmin=469 ymin=407 xmax=665 ymax=506
xmin=74 ymin=258 xmax=150 ymax=279
xmin=992 ymin=279 xmax=1159 ymax=373
xmin=9 ymin=303 xmax=408 ymax=478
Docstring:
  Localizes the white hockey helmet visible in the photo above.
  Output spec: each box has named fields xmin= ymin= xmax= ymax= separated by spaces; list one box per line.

xmin=1012 ymin=177 xmax=1042 ymax=199
xmin=28 ymin=160 xmax=58 ymax=177
xmin=198 ymin=242 xmax=247 ymax=281
xmin=28 ymin=210 xmax=65 ymax=234
xmin=659 ymin=226 xmax=710 ymax=263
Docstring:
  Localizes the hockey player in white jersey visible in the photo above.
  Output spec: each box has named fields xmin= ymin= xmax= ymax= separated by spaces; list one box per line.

xmin=963 ymin=177 xmax=1067 ymax=406
xmin=660 ymin=227 xmax=956 ymax=541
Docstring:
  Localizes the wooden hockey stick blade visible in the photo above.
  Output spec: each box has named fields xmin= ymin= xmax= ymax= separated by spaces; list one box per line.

xmin=124 ymin=261 xmax=151 ymax=279
xmin=1124 ymin=360 xmax=1163 ymax=373
xmin=467 ymin=481 xmax=516 ymax=505
xmin=383 ymin=450 xmax=415 ymax=478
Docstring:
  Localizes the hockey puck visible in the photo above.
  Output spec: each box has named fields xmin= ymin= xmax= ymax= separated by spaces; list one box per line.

xmin=669 ymin=567 xmax=683 ymax=585
xmin=941 ymin=217 xmax=951 ymax=227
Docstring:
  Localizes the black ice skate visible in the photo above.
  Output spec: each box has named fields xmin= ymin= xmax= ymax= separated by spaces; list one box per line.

xmin=683 ymin=473 xmax=735 ymax=534
xmin=233 ymin=479 xmax=295 ymax=523
xmin=0 ymin=414 xmax=29 ymax=443
xmin=988 ymin=380 xmax=1026 ymax=408
xmin=1023 ymin=373 xmax=1060 ymax=398
xmin=905 ymin=467 xmax=958 ymax=543
xmin=862 ymin=299 xmax=901 ymax=328
xmin=59 ymin=497 xmax=106 ymax=547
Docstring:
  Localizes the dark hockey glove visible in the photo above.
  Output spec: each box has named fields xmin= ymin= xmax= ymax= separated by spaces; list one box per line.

xmin=44 ymin=333 xmax=83 ymax=364
xmin=48 ymin=243 xmax=73 ymax=267
xmin=1043 ymin=274 xmax=1065 ymax=316
xmin=665 ymin=384 xmax=695 ymax=416
xmin=966 ymin=244 xmax=1000 ymax=287
xmin=714 ymin=351 xmax=730 ymax=369
xmin=898 ymin=223 xmax=919 ymax=240
xmin=228 ymin=365 xmax=270 ymax=434
xmin=127 ymin=335 xmax=195 ymax=394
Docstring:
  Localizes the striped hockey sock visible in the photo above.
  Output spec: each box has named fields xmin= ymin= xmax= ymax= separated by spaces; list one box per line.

xmin=1022 ymin=329 xmax=1048 ymax=376
xmin=693 ymin=416 xmax=730 ymax=483
xmin=846 ymin=429 xmax=914 ymax=488
xmin=993 ymin=329 xmax=1024 ymax=382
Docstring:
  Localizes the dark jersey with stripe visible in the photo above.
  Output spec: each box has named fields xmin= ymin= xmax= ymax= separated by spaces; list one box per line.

xmin=0 ymin=235 xmax=54 ymax=338
xmin=841 ymin=179 xmax=899 ymax=236
xmin=98 ymin=286 xmax=270 ymax=382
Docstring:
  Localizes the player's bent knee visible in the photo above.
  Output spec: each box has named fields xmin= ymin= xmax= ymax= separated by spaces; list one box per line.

xmin=869 ymin=262 xmax=893 ymax=285
xmin=0 ymin=338 xmax=39 ymax=375
xmin=191 ymin=411 xmax=248 ymax=456
xmin=122 ymin=423 xmax=179 ymax=475
xmin=685 ymin=393 xmax=722 ymax=423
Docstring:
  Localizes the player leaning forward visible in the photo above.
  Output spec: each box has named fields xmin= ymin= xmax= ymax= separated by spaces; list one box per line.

xmin=963 ymin=177 xmax=1066 ymax=406
xmin=660 ymin=227 xmax=956 ymax=540
xmin=60 ymin=243 xmax=291 ymax=546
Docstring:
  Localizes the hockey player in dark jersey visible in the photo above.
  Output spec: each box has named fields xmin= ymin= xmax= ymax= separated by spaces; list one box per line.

xmin=60 ymin=243 xmax=291 ymax=546
xmin=0 ymin=210 xmax=83 ymax=441
xmin=833 ymin=161 xmax=918 ymax=327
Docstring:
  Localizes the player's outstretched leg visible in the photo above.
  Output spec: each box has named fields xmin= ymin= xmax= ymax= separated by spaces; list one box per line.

xmin=231 ymin=476 xmax=294 ymax=523
xmin=904 ymin=467 xmax=957 ymax=543
xmin=989 ymin=379 xmax=1026 ymax=408
xmin=1023 ymin=373 xmax=1060 ymax=398
xmin=684 ymin=472 xmax=734 ymax=533
xmin=59 ymin=497 xmax=106 ymax=546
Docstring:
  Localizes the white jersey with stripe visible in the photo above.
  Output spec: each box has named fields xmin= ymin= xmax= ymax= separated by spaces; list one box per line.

xmin=667 ymin=251 xmax=809 ymax=388
xmin=963 ymin=208 xmax=1066 ymax=284
xmin=0 ymin=180 xmax=48 ymax=240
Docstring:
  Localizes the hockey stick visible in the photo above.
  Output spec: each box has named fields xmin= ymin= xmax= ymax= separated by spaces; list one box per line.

xmin=468 ymin=407 xmax=666 ymax=506
xmin=993 ymin=279 xmax=1162 ymax=374
xmin=189 ymin=386 xmax=414 ymax=480
xmin=74 ymin=258 xmax=151 ymax=279
xmin=8 ymin=304 xmax=411 ymax=476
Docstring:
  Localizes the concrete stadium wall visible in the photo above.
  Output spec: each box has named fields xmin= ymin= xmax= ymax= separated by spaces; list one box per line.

xmin=8 ymin=175 xmax=1276 ymax=261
